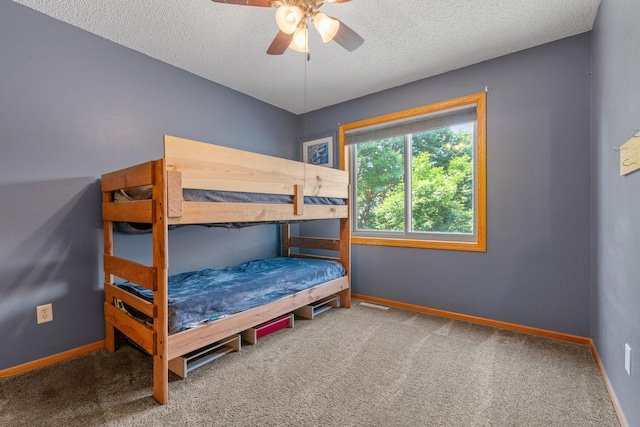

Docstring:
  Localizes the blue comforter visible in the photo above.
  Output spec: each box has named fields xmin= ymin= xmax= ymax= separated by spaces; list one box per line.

xmin=118 ymin=257 xmax=345 ymax=334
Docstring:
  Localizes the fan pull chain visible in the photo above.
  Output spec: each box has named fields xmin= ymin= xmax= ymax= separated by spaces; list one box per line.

xmin=303 ymin=44 xmax=308 ymax=139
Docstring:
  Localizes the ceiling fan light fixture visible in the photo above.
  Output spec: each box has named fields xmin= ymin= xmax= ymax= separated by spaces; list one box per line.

xmin=276 ymin=5 xmax=302 ymax=34
xmin=289 ymin=25 xmax=308 ymax=52
xmin=313 ymin=12 xmax=340 ymax=42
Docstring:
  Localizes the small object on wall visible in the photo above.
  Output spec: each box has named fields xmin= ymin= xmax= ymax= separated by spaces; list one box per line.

xmin=616 ymin=129 xmax=640 ymax=176
xmin=302 ymin=135 xmax=334 ymax=168
xmin=36 ymin=303 xmax=53 ymax=324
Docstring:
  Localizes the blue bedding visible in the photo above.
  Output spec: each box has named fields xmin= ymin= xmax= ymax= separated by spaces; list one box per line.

xmin=182 ymin=189 xmax=346 ymax=206
xmin=117 ymin=257 xmax=346 ymax=334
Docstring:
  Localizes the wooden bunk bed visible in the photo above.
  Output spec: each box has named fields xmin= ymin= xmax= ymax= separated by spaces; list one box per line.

xmin=101 ymin=135 xmax=350 ymax=404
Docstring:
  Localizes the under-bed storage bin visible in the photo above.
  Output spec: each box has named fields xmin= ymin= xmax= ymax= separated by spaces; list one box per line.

xmin=168 ymin=334 xmax=241 ymax=378
xmin=241 ymin=313 xmax=294 ymax=345
xmin=293 ymin=294 xmax=340 ymax=320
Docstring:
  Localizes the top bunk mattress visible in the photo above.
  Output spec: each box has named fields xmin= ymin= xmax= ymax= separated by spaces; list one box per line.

xmin=113 ymin=187 xmax=346 ymax=233
xmin=116 ymin=257 xmax=346 ymax=334
xmin=114 ymin=186 xmax=346 ymax=205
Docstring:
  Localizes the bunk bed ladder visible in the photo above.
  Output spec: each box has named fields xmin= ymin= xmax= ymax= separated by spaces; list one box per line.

xmin=101 ymin=159 xmax=170 ymax=404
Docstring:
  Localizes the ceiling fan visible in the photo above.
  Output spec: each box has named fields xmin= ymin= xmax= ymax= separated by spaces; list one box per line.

xmin=211 ymin=0 xmax=364 ymax=55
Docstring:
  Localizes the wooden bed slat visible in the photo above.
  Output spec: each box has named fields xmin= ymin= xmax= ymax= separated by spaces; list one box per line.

xmin=289 ymin=236 xmax=340 ymax=251
xmin=289 ymin=253 xmax=341 ymax=263
xmin=104 ymin=303 xmax=156 ymax=355
xmin=104 ymin=282 xmax=157 ymax=318
xmin=169 ymin=202 xmax=347 ymax=224
xmin=167 ymin=276 xmax=349 ymax=360
xmin=294 ymin=184 xmax=303 ymax=216
xmin=103 ymin=200 xmax=153 ymax=223
xmin=101 ymin=161 xmax=155 ymax=192
xmin=104 ymin=255 xmax=157 ymax=291
xmin=304 ymin=164 xmax=349 ymax=199
xmin=167 ymin=170 xmax=183 ymax=218
xmin=165 ymin=135 xmax=305 ymax=196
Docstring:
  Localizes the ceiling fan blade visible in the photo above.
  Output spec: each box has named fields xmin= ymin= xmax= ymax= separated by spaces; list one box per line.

xmin=329 ymin=0 xmax=352 ymax=3
xmin=332 ymin=18 xmax=364 ymax=52
xmin=267 ymin=31 xmax=294 ymax=55
xmin=211 ymin=0 xmax=272 ymax=6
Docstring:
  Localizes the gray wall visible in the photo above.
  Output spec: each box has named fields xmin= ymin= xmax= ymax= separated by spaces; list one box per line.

xmin=591 ymin=0 xmax=640 ymax=425
xmin=0 ymin=1 xmax=298 ymax=369
xmin=301 ymin=34 xmax=593 ymax=337
xmin=3 ymin=1 xmax=636 ymax=423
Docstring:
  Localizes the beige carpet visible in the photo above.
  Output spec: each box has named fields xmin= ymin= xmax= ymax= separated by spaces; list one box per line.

xmin=0 ymin=300 xmax=620 ymax=426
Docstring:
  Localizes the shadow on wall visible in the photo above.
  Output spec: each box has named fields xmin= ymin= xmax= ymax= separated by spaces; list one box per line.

xmin=0 ymin=178 xmax=104 ymax=369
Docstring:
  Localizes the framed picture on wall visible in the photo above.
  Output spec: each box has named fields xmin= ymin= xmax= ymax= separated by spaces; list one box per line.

xmin=302 ymin=135 xmax=334 ymax=168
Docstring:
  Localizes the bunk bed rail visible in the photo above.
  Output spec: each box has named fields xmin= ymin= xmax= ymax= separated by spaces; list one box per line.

xmin=164 ymin=135 xmax=349 ymax=225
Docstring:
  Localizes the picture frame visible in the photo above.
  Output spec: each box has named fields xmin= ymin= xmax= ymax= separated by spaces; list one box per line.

xmin=302 ymin=135 xmax=334 ymax=168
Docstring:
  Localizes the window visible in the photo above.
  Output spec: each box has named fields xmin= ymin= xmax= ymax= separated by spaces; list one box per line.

xmin=339 ymin=93 xmax=486 ymax=251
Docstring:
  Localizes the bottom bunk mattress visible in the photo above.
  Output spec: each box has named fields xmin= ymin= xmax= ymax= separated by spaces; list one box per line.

xmin=116 ymin=257 xmax=346 ymax=334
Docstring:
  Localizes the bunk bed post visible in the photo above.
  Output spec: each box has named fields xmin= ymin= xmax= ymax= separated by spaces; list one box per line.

xmin=152 ymin=159 xmax=169 ymax=404
xmin=338 ymin=217 xmax=351 ymax=308
xmin=102 ymin=192 xmax=116 ymax=352
xmin=281 ymin=224 xmax=291 ymax=257
xmin=338 ymin=144 xmax=352 ymax=308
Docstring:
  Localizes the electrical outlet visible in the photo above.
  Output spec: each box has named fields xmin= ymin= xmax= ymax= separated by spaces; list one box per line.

xmin=625 ymin=343 xmax=632 ymax=376
xmin=37 ymin=303 xmax=53 ymax=324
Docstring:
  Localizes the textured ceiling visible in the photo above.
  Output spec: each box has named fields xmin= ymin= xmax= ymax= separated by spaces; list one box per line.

xmin=12 ymin=0 xmax=600 ymax=114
